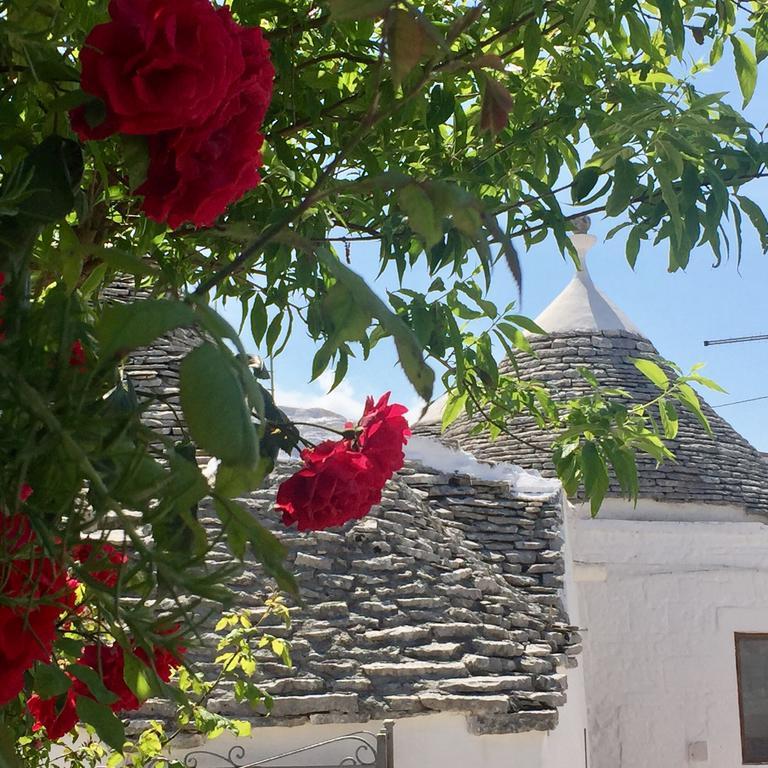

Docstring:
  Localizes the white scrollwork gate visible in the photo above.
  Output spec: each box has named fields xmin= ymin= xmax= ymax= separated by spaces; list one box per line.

xmin=170 ymin=720 xmax=395 ymax=768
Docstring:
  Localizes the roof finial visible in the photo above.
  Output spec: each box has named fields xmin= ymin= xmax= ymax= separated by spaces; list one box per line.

xmin=571 ymin=214 xmax=592 ymax=235
xmin=569 ymin=215 xmax=597 ymax=274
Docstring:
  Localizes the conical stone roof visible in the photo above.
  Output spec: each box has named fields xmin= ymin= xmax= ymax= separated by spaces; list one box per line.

xmin=101 ymin=278 xmax=581 ymax=734
xmin=416 ymin=238 xmax=768 ymax=517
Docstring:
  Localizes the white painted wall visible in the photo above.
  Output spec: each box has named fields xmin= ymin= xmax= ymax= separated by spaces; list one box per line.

xmin=171 ymin=707 xmax=591 ymax=768
xmin=165 ymin=496 xmax=589 ymax=768
xmin=572 ymin=507 xmax=768 ymax=768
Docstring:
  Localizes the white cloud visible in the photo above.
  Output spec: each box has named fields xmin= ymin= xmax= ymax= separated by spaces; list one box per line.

xmin=273 ymin=372 xmax=434 ymax=425
xmin=274 ymin=371 xmax=362 ymax=420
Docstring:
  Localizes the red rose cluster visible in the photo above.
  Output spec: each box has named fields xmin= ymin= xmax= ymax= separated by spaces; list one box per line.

xmin=0 ymin=272 xmax=6 ymax=341
xmin=276 ymin=393 xmax=410 ymax=531
xmin=68 ymin=339 xmax=87 ymax=371
xmin=72 ymin=542 xmax=127 ymax=589
xmin=71 ymin=0 xmax=274 ymax=229
xmin=1 ymin=499 xmax=184 ymax=740
xmin=27 ymin=636 xmax=184 ymax=740
xmin=0 ymin=515 xmax=78 ymax=707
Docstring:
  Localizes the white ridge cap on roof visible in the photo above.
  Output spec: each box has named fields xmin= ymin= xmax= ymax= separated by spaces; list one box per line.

xmin=534 ymin=233 xmax=643 ymax=335
xmin=406 ymin=435 xmax=561 ymax=498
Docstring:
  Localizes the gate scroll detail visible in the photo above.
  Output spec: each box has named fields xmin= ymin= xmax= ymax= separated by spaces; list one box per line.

xmin=172 ymin=720 xmax=394 ymax=768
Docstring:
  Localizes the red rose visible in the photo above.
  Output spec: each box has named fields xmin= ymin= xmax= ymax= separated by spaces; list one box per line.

xmin=276 ymin=393 xmax=410 ymax=531
xmin=71 ymin=0 xmax=274 ymax=229
xmin=68 ymin=340 xmax=86 ymax=370
xmin=78 ymin=643 xmax=139 ymax=711
xmin=137 ymin=93 xmax=266 ymax=229
xmin=277 ymin=441 xmax=385 ymax=531
xmin=358 ymin=393 xmax=411 ymax=481
xmin=71 ymin=0 xmax=246 ymax=139
xmin=0 ymin=519 xmax=78 ymax=705
xmin=28 ymin=688 xmax=79 ymax=741
xmin=72 ymin=542 xmax=128 ymax=588
xmin=136 ymin=18 xmax=273 ymax=228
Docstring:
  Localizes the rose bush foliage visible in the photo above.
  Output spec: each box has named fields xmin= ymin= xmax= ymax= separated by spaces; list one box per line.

xmin=1 ymin=0 xmax=767 ymax=764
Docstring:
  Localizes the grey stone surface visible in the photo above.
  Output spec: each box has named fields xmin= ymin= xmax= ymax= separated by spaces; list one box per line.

xmin=107 ymin=279 xmax=578 ymax=736
xmin=415 ymin=330 xmax=768 ymax=516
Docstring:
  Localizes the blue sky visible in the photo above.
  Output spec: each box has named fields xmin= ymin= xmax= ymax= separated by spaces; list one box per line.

xmin=221 ymin=39 xmax=768 ymax=451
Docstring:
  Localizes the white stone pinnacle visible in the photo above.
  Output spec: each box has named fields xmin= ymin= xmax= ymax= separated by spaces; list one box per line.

xmin=533 ymin=231 xmax=642 ymax=334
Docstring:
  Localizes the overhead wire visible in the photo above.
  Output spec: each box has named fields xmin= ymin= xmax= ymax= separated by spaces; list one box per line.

xmin=713 ymin=395 xmax=768 ymax=408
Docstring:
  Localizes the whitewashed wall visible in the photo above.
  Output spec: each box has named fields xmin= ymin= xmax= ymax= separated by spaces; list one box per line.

xmin=168 ymin=507 xmax=589 ymax=768
xmin=173 ymin=705 xmax=587 ymax=768
xmin=572 ymin=505 xmax=768 ymax=768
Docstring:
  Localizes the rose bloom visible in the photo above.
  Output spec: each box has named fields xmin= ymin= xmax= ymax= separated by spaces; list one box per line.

xmin=78 ymin=639 xmax=184 ymax=713
xmin=276 ymin=393 xmax=410 ymax=531
xmin=71 ymin=0 xmax=247 ymax=139
xmin=137 ymin=16 xmax=274 ymax=228
xmin=78 ymin=643 xmax=140 ymax=711
xmin=27 ymin=688 xmax=79 ymax=741
xmin=72 ymin=542 xmax=128 ymax=588
xmin=276 ymin=441 xmax=385 ymax=531
xmin=0 ymin=517 xmax=78 ymax=706
xmin=137 ymin=91 xmax=267 ymax=229
xmin=68 ymin=339 xmax=86 ymax=370
xmin=71 ymin=0 xmax=274 ymax=229
xmin=358 ymin=393 xmax=411 ymax=481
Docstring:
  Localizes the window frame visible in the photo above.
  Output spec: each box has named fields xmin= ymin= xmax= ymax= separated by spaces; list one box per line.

xmin=735 ymin=632 xmax=768 ymax=765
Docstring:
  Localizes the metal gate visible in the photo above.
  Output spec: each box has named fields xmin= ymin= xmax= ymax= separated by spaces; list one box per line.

xmin=173 ymin=720 xmax=394 ymax=768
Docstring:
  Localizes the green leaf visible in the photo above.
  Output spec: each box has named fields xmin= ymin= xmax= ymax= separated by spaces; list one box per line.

xmin=215 ymin=460 xmax=272 ymax=499
xmin=191 ymin=299 xmax=247 ymax=357
xmin=442 ymin=391 xmax=468 ymax=430
xmin=688 ymin=373 xmax=727 ymax=393
xmin=12 ymin=136 xmax=83 ymax=225
xmin=76 ymin=697 xmax=126 ymax=753
xmin=33 ymin=663 xmax=73 ymax=699
xmin=731 ymin=35 xmax=757 ymax=106
xmin=328 ymin=0 xmax=391 ymax=19
xmin=215 ymin=497 xmax=297 ymax=594
xmin=757 ymin=15 xmax=768 ymax=63
xmin=632 ymin=358 xmax=669 ymax=390
xmin=69 ymin=664 xmax=118 ymax=706
xmin=122 ymin=135 xmax=149 ymax=191
xmin=572 ymin=0 xmax=595 ymax=33
xmin=398 ymin=183 xmax=442 ymax=247
xmin=97 ymin=299 xmax=197 ymax=360
xmin=659 ymin=398 xmax=679 ymax=439
xmin=250 ymin=294 xmax=268 ymax=346
xmin=571 ymin=167 xmax=601 ymax=203
xmin=123 ymin=652 xmax=156 ymax=701
xmin=314 ymin=248 xmax=434 ymax=401
xmin=387 ymin=9 xmax=427 ymax=87
xmin=507 ymin=314 xmax=546 ymax=335
xmin=0 ymin=725 xmax=23 ymax=768
xmin=736 ymin=195 xmax=768 ymax=253
xmin=676 ymin=383 xmax=712 ymax=434
xmin=523 ymin=22 xmax=541 ymax=69
xmin=180 ymin=343 xmax=258 ymax=467
xmin=321 ymin=282 xmax=372 ymax=343
xmin=580 ymin=441 xmax=609 ymax=517
xmin=608 ymin=446 xmax=638 ymax=500
xmin=34 ymin=662 xmax=72 ymax=699
xmin=605 ymin=157 xmax=638 ymax=217
xmin=626 ymin=228 xmax=641 ymax=268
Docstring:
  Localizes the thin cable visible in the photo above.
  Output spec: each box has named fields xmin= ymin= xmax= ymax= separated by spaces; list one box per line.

xmin=713 ymin=395 xmax=768 ymax=408
xmin=703 ymin=334 xmax=768 ymax=346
